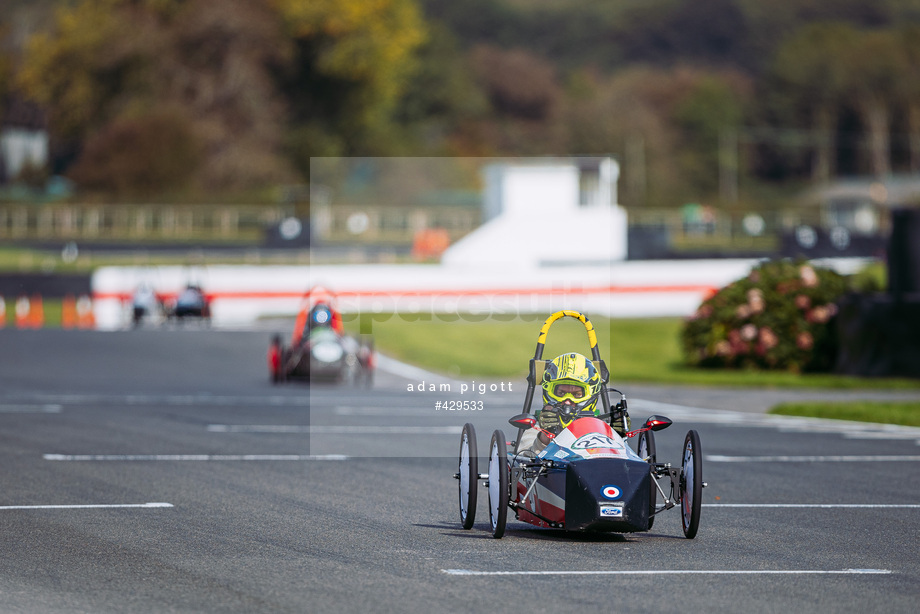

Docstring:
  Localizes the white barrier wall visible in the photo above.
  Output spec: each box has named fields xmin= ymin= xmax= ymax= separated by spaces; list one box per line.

xmin=91 ymin=259 xmax=872 ymax=330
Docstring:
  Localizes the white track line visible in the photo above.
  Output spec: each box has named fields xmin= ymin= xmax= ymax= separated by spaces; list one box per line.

xmin=43 ymin=454 xmax=348 ymax=461
xmin=707 ymin=455 xmax=920 ymax=462
xmin=207 ymin=425 xmax=460 ymax=434
xmin=374 ymin=354 xmax=460 ymax=385
xmin=4 ymin=394 xmax=312 ymax=407
xmin=334 ymin=406 xmax=437 ymax=416
xmin=442 ymin=569 xmax=891 ymax=576
xmin=334 ymin=404 xmax=520 ymax=416
xmin=0 ymin=502 xmax=173 ymax=510
xmin=0 ymin=404 xmax=62 ymax=413
xmin=703 ymin=504 xmax=920 ymax=508
xmin=633 ymin=399 xmax=920 ymax=438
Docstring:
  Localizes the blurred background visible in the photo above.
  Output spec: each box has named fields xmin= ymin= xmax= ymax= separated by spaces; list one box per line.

xmin=1 ymin=0 xmax=919 ymax=305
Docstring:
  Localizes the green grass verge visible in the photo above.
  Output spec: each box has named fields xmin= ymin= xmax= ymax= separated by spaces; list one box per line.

xmin=769 ymin=401 xmax=920 ymax=427
xmin=344 ymin=313 xmax=920 ymax=389
xmin=0 ymin=245 xmax=308 ymax=274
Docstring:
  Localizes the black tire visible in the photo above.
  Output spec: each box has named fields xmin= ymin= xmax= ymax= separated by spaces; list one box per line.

xmin=459 ymin=423 xmax=478 ymax=530
xmin=680 ymin=429 xmax=703 ymax=539
xmin=637 ymin=429 xmax=657 ymax=530
xmin=270 ymin=341 xmax=283 ymax=384
xmin=358 ymin=339 xmax=374 ymax=389
xmin=362 ymin=354 xmax=375 ymax=389
xmin=280 ymin=348 xmax=292 ymax=383
xmin=488 ymin=430 xmax=509 ymax=539
xmin=636 ymin=428 xmax=656 ymax=463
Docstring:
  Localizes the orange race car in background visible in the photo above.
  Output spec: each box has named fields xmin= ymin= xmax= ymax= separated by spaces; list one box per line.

xmin=268 ymin=286 xmax=374 ymax=386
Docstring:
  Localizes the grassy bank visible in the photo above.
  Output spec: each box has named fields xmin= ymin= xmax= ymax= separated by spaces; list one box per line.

xmin=769 ymin=401 xmax=920 ymax=427
xmin=346 ymin=313 xmax=920 ymax=390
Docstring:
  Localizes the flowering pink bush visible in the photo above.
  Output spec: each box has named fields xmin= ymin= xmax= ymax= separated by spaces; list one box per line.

xmin=681 ymin=260 xmax=848 ymax=371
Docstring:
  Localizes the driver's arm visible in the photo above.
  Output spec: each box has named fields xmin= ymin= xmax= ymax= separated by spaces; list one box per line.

xmin=537 ymin=404 xmax=561 ymax=443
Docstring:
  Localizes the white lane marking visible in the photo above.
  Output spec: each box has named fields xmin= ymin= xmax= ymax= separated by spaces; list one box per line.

xmin=632 ymin=399 xmax=920 ymax=439
xmin=43 ymin=454 xmax=348 ymax=461
xmin=0 ymin=502 xmax=173 ymax=510
xmin=335 ymin=406 xmax=429 ymax=416
xmin=0 ymin=404 xmax=62 ymax=413
xmin=334 ymin=404 xmax=520 ymax=416
xmin=374 ymin=354 xmax=460 ymax=385
xmin=3 ymin=394 xmax=313 ymax=407
xmin=840 ymin=431 xmax=920 ymax=440
xmin=703 ymin=504 xmax=920 ymax=508
xmin=707 ymin=455 xmax=920 ymax=462
xmin=207 ymin=424 xmax=461 ymax=434
xmin=442 ymin=569 xmax=891 ymax=576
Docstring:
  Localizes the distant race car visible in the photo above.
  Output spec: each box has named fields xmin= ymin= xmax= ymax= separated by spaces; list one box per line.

xmin=130 ymin=284 xmax=164 ymax=327
xmin=268 ymin=287 xmax=374 ymax=386
xmin=164 ymin=284 xmax=211 ymax=323
xmin=455 ymin=310 xmax=706 ymax=539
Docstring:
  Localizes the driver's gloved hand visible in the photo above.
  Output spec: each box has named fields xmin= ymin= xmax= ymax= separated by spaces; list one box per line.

xmin=612 ymin=410 xmax=631 ymax=437
xmin=538 ymin=405 xmax=561 ymax=432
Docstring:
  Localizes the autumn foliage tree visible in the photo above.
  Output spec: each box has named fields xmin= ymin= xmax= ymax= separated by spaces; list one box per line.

xmin=7 ymin=0 xmax=920 ymax=201
xmin=273 ymin=0 xmax=427 ymax=159
xmin=67 ymin=108 xmax=201 ymax=197
xmin=16 ymin=0 xmax=427 ymax=196
xmin=18 ymin=0 xmax=297 ymax=194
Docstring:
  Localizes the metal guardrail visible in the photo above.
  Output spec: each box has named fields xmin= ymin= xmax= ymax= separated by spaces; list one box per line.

xmin=0 ymin=203 xmax=292 ymax=241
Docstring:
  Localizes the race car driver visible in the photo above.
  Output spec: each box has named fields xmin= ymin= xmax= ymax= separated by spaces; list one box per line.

xmin=518 ymin=352 xmax=630 ymax=456
xmin=291 ymin=287 xmax=344 ymax=347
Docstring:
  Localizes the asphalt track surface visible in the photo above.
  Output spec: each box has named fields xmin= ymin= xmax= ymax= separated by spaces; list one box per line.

xmin=1 ymin=329 xmax=919 ymax=613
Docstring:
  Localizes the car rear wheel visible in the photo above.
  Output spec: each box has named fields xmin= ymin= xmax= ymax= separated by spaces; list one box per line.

xmin=488 ymin=430 xmax=509 ymax=539
xmin=458 ymin=423 xmax=478 ymax=530
xmin=680 ymin=429 xmax=702 ymax=539
xmin=637 ymin=429 xmax=657 ymax=529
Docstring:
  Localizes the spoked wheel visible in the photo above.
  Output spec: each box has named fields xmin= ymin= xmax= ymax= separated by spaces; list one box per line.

xmin=458 ymin=423 xmax=478 ymax=530
xmin=679 ymin=429 xmax=703 ymax=539
xmin=637 ymin=429 xmax=657 ymax=530
xmin=488 ymin=430 xmax=509 ymax=539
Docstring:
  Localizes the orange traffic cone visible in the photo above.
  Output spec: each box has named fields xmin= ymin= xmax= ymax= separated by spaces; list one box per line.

xmin=15 ymin=295 xmax=30 ymax=328
xmin=76 ymin=294 xmax=95 ymax=329
xmin=62 ymin=294 xmax=78 ymax=329
xmin=29 ymin=294 xmax=44 ymax=328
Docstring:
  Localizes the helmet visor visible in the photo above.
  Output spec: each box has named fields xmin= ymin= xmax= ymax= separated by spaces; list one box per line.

xmin=545 ymin=380 xmax=590 ymax=404
xmin=312 ymin=306 xmax=331 ymax=325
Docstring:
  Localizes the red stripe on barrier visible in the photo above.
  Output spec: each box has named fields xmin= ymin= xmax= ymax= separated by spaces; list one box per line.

xmin=93 ymin=285 xmax=718 ymax=302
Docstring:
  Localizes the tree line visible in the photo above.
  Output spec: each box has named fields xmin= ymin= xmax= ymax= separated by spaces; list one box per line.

xmin=1 ymin=0 xmax=919 ymax=207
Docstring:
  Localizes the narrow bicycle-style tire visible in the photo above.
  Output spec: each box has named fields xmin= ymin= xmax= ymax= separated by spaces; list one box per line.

xmin=488 ymin=430 xmax=509 ymax=539
xmin=459 ymin=423 xmax=478 ymax=530
xmin=637 ymin=429 xmax=657 ymax=530
xmin=680 ymin=429 xmax=703 ymax=539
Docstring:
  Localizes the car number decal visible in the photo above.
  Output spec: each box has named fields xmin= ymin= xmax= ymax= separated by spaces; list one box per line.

xmin=571 ymin=433 xmax=620 ymax=450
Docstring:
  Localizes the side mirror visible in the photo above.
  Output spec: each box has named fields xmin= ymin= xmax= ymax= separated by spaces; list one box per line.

xmin=644 ymin=415 xmax=672 ymax=432
xmin=509 ymin=413 xmax=536 ymax=429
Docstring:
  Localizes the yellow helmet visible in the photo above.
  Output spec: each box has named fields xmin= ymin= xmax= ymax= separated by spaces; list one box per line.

xmin=541 ymin=353 xmax=601 ymax=414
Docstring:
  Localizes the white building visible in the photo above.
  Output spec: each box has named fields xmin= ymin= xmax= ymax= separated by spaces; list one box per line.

xmin=440 ymin=157 xmax=628 ymax=268
xmin=0 ymin=98 xmax=48 ymax=183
